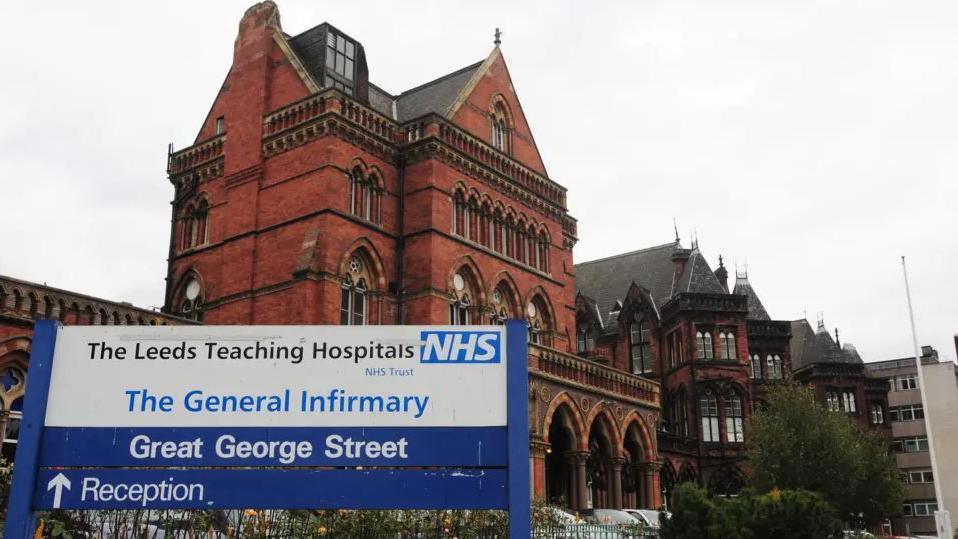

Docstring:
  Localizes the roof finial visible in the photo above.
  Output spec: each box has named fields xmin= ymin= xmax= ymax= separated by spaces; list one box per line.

xmin=494 ymin=28 xmax=502 ymax=47
xmin=673 ymin=218 xmax=680 ymax=243
xmin=817 ymin=311 xmax=825 ymax=331
xmin=834 ymin=327 xmax=841 ymax=347
xmin=718 ymin=254 xmax=724 ymax=268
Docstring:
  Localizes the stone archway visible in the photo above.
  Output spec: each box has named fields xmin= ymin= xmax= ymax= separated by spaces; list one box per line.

xmin=622 ymin=420 xmax=656 ymax=509
xmin=586 ymin=411 xmax=620 ymax=509
xmin=544 ymin=402 xmax=582 ymax=509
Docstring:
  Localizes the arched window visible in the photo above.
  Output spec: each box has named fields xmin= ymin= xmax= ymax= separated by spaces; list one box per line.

xmin=700 ymin=389 xmax=720 ymax=443
xmin=767 ymin=354 xmax=783 ymax=379
xmin=675 ymin=390 xmax=689 ymax=437
xmin=576 ymin=320 xmax=594 ymax=355
xmin=348 ymin=170 xmax=382 ymax=224
xmin=537 ymin=230 xmax=550 ymax=272
xmin=479 ymin=202 xmax=491 ymax=247
xmin=750 ymin=354 xmax=763 ymax=379
xmin=504 ymin=215 xmax=515 ymax=258
xmin=340 ymin=255 xmax=371 ymax=325
xmin=527 ymin=295 xmax=552 ymax=347
xmin=630 ymin=314 xmax=652 ymax=375
xmin=179 ymin=200 xmax=210 ymax=251
xmin=489 ymin=284 xmax=513 ymax=325
xmin=825 ymin=391 xmax=841 ymax=412
xmin=491 ymin=102 xmax=510 ymax=152
xmin=719 ymin=331 xmax=736 ymax=360
xmin=696 ymin=331 xmax=713 ymax=360
xmin=449 ymin=270 xmax=476 ymax=325
xmin=178 ymin=278 xmax=203 ymax=321
xmin=723 ymin=391 xmax=744 ymax=443
xmin=453 ymin=190 xmax=466 ymax=236
xmin=493 ymin=209 xmax=504 ymax=253
xmin=2 ymin=397 xmax=23 ymax=462
xmin=842 ymin=391 xmax=857 ymax=414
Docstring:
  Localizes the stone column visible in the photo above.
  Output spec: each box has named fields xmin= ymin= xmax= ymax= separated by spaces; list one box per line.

xmin=634 ymin=463 xmax=648 ymax=508
xmin=571 ymin=451 xmax=590 ymax=510
xmin=610 ymin=457 xmax=625 ymax=509
xmin=530 ymin=439 xmax=549 ymax=502
xmin=647 ymin=462 xmax=663 ymax=509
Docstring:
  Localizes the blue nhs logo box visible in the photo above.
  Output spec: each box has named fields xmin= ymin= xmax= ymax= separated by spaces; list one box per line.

xmin=420 ymin=330 xmax=502 ymax=363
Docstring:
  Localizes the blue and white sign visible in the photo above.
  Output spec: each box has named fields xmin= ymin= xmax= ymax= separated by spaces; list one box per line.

xmin=5 ymin=321 xmax=530 ymax=538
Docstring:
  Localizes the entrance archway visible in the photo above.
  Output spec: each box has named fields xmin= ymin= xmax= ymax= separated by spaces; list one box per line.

xmin=544 ymin=403 xmax=580 ymax=509
xmin=586 ymin=413 xmax=618 ymax=509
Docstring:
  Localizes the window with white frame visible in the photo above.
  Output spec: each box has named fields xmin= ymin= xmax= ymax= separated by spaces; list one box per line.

xmin=889 ymin=404 xmax=924 ymax=422
xmin=825 ymin=391 xmax=841 ymax=412
xmin=869 ymin=403 xmax=884 ymax=424
xmin=750 ymin=354 xmax=763 ymax=379
xmin=630 ymin=314 xmax=653 ymax=374
xmin=767 ymin=354 xmax=783 ymax=379
xmin=718 ymin=331 xmax=736 ymax=360
xmin=905 ymin=469 xmax=934 ymax=484
xmin=696 ymin=331 xmax=713 ymax=360
xmin=842 ymin=390 xmax=857 ymax=414
xmin=892 ymin=436 xmax=929 ymax=453
xmin=910 ymin=500 xmax=938 ymax=516
xmin=891 ymin=374 xmax=918 ymax=391
xmin=700 ymin=389 xmax=720 ymax=443
xmin=449 ymin=271 xmax=474 ymax=326
xmin=724 ymin=391 xmax=744 ymax=443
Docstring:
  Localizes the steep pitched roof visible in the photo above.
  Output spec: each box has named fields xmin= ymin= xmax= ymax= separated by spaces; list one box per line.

xmin=284 ymin=22 xmax=484 ymax=122
xmin=732 ymin=274 xmax=770 ymax=320
xmin=574 ymin=241 xmax=727 ymax=328
xmin=395 ymin=61 xmax=484 ymax=122
xmin=790 ymin=319 xmax=864 ymax=370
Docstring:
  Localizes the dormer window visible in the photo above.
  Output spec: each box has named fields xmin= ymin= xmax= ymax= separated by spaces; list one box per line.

xmin=326 ymin=31 xmax=355 ymax=94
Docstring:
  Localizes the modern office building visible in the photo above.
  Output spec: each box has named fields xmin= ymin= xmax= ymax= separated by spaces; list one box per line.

xmin=866 ymin=345 xmax=958 ymax=536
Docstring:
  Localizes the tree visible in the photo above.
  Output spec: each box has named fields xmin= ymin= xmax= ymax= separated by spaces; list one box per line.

xmin=660 ymin=483 xmax=841 ymax=539
xmin=748 ymin=383 xmax=904 ymax=526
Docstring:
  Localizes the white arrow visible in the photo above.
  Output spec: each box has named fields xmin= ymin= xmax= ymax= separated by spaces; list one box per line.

xmin=47 ymin=473 xmax=71 ymax=509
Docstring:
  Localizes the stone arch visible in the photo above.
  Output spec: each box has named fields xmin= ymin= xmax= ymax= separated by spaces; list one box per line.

xmin=446 ymin=255 xmax=487 ymax=305
xmin=488 ymin=271 xmax=520 ymax=322
xmin=338 ymin=238 xmax=388 ymax=291
xmin=620 ymin=410 xmax=656 ymax=463
xmin=0 ymin=336 xmax=31 ymax=368
xmin=542 ymin=391 xmax=587 ymax=441
xmin=523 ymin=287 xmax=556 ymax=327
xmin=490 ymin=94 xmax=514 ymax=128
xmin=172 ymin=268 xmax=206 ymax=321
xmin=586 ymin=404 xmax=624 ymax=454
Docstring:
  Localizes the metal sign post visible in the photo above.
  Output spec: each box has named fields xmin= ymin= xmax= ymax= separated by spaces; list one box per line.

xmin=4 ymin=321 xmax=530 ymax=538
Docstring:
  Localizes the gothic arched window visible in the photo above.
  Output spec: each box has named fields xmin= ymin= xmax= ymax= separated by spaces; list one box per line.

xmin=527 ymin=295 xmax=552 ymax=346
xmin=724 ymin=391 xmax=744 ymax=443
xmin=491 ymin=102 xmax=510 ymax=152
xmin=700 ymin=389 xmax=720 ymax=443
xmin=826 ymin=391 xmax=841 ymax=412
xmin=842 ymin=391 xmax=857 ymax=414
xmin=177 ymin=278 xmax=203 ymax=321
xmin=340 ymin=255 xmax=371 ymax=325
xmin=449 ymin=270 xmax=476 ymax=326
xmin=348 ymin=169 xmax=382 ymax=224
xmin=630 ymin=314 xmax=652 ymax=375
xmin=719 ymin=331 xmax=736 ymax=360
xmin=489 ymin=284 xmax=513 ymax=325
xmin=767 ymin=354 xmax=783 ymax=379
xmin=696 ymin=331 xmax=714 ymax=360
xmin=750 ymin=354 xmax=763 ymax=379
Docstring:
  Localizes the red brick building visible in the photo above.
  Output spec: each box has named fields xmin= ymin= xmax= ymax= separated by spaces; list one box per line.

xmin=0 ymin=1 xmax=894 ymax=515
xmin=573 ymin=243 xmax=793 ymax=503
xmin=162 ymin=1 xmax=661 ymax=511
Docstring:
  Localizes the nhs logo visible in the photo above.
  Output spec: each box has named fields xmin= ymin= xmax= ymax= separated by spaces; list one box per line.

xmin=420 ymin=331 xmax=502 ymax=364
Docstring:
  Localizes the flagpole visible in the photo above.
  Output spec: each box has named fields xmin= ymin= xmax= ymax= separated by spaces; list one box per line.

xmin=901 ymin=256 xmax=950 ymax=537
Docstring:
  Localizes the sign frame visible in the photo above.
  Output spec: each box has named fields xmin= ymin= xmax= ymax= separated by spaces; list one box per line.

xmin=4 ymin=319 xmax=531 ymax=539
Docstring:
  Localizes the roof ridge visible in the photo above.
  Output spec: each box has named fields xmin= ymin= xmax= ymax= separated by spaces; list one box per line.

xmin=398 ymin=60 xmax=485 ymax=98
xmin=575 ymin=241 xmax=677 ymax=267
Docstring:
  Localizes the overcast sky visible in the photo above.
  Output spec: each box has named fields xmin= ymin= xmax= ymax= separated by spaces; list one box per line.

xmin=1 ymin=0 xmax=955 ymax=362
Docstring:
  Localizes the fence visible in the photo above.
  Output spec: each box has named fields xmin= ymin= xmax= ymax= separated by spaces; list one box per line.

xmin=19 ymin=510 xmax=660 ymax=538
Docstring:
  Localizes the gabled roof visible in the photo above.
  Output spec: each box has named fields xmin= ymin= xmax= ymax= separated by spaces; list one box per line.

xmin=284 ymin=22 xmax=485 ymax=122
xmin=790 ymin=319 xmax=864 ymax=370
xmin=395 ymin=61 xmax=484 ymax=122
xmin=732 ymin=274 xmax=770 ymax=320
xmin=574 ymin=241 xmax=727 ymax=328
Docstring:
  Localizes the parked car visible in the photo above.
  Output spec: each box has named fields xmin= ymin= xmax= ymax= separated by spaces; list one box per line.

xmin=623 ymin=508 xmax=668 ymax=530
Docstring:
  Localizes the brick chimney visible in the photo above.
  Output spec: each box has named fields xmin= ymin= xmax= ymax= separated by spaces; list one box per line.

xmin=671 ymin=246 xmax=691 ymax=282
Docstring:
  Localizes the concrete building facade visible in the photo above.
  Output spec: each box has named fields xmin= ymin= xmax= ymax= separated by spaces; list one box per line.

xmin=866 ymin=345 xmax=958 ymax=536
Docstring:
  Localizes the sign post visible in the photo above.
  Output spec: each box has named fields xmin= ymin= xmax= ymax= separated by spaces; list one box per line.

xmin=4 ymin=322 xmax=530 ymax=538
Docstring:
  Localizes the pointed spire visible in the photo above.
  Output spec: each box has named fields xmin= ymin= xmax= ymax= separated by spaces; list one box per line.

xmin=816 ymin=312 xmax=826 ymax=332
xmin=718 ymin=255 xmax=724 ymax=268
xmin=834 ymin=328 xmax=841 ymax=347
xmin=494 ymin=28 xmax=502 ymax=47
xmin=673 ymin=218 xmax=680 ymax=243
